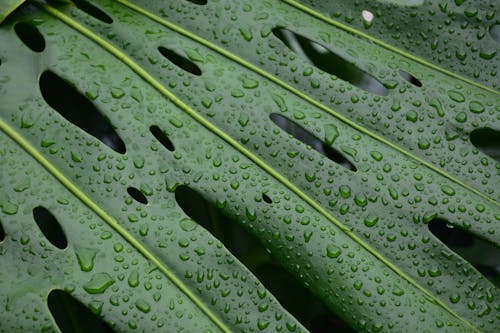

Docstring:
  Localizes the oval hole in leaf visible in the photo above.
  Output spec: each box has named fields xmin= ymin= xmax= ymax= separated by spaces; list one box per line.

xmin=399 ymin=70 xmax=422 ymax=87
xmin=150 ymin=125 xmax=175 ymax=151
xmin=262 ymin=193 xmax=273 ymax=204
xmin=489 ymin=24 xmax=500 ymax=43
xmin=186 ymin=0 xmax=207 ymax=5
xmin=0 ymin=219 xmax=5 ymax=242
xmin=73 ymin=0 xmax=113 ymax=24
xmin=428 ymin=218 xmax=500 ymax=287
xmin=174 ymin=185 xmax=353 ymax=332
xmin=32 ymin=206 xmax=67 ymax=249
xmin=14 ymin=22 xmax=45 ymax=52
xmin=158 ymin=47 xmax=202 ymax=76
xmin=469 ymin=127 xmax=500 ymax=162
xmin=272 ymin=27 xmax=388 ymax=96
xmin=270 ymin=113 xmax=356 ymax=171
xmin=127 ymin=187 xmax=148 ymax=205
xmin=39 ymin=71 xmax=126 ymax=154
xmin=48 ymin=290 xmax=115 ymax=332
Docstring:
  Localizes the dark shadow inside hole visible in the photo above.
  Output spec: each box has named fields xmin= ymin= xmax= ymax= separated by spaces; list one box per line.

xmin=127 ymin=187 xmax=148 ymax=205
xmin=0 ymin=219 xmax=5 ymax=242
xmin=469 ymin=127 xmax=500 ymax=162
xmin=32 ymin=206 xmax=67 ymax=249
xmin=73 ymin=0 xmax=113 ymax=24
xmin=48 ymin=290 xmax=115 ymax=333
xmin=489 ymin=24 xmax=500 ymax=43
xmin=174 ymin=185 xmax=354 ymax=332
xmin=428 ymin=218 xmax=500 ymax=287
xmin=262 ymin=193 xmax=273 ymax=204
xmin=399 ymin=70 xmax=422 ymax=87
xmin=150 ymin=125 xmax=175 ymax=151
xmin=272 ymin=27 xmax=387 ymax=96
xmin=428 ymin=218 xmax=473 ymax=247
xmin=185 ymin=0 xmax=208 ymax=5
xmin=14 ymin=22 xmax=45 ymax=52
xmin=39 ymin=71 xmax=126 ymax=154
xmin=270 ymin=113 xmax=356 ymax=171
xmin=158 ymin=47 xmax=202 ymax=76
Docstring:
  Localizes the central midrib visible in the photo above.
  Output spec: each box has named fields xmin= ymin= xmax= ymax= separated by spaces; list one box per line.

xmin=40 ymin=2 xmax=481 ymax=332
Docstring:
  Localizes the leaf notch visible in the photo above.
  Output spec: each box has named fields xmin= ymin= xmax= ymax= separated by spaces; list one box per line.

xmin=39 ymin=71 xmax=127 ymax=154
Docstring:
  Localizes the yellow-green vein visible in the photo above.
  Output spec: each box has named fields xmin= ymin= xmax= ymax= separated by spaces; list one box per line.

xmin=0 ymin=121 xmax=231 ymax=333
xmin=41 ymin=4 xmax=480 ymax=331
xmin=115 ymin=0 xmax=499 ymax=207
xmin=282 ymin=0 xmax=499 ymax=96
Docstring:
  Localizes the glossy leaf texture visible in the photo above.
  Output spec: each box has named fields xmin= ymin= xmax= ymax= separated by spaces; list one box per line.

xmin=0 ymin=1 xmax=498 ymax=333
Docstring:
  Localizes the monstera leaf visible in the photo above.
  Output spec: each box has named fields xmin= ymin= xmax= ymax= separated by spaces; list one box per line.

xmin=0 ymin=0 xmax=498 ymax=332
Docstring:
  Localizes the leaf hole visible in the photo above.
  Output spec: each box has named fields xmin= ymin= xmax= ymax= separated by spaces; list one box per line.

xmin=0 ymin=219 xmax=5 ymax=242
xmin=48 ymin=289 xmax=115 ymax=332
xmin=399 ymin=70 xmax=422 ymax=87
xmin=489 ymin=24 xmax=500 ymax=43
xmin=270 ymin=113 xmax=356 ymax=171
xmin=158 ymin=47 xmax=202 ymax=76
xmin=272 ymin=27 xmax=388 ymax=96
xmin=469 ymin=127 xmax=500 ymax=162
xmin=33 ymin=206 xmax=67 ymax=249
xmin=174 ymin=185 xmax=353 ymax=332
xmin=185 ymin=0 xmax=207 ymax=5
xmin=73 ymin=0 xmax=113 ymax=24
xmin=39 ymin=71 xmax=126 ymax=154
xmin=14 ymin=22 xmax=45 ymax=52
xmin=127 ymin=187 xmax=148 ymax=205
xmin=150 ymin=125 xmax=175 ymax=151
xmin=428 ymin=218 xmax=500 ymax=287
xmin=262 ymin=193 xmax=273 ymax=204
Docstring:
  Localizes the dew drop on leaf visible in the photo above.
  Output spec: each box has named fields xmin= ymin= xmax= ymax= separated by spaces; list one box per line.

xmin=83 ymin=272 xmax=115 ymax=294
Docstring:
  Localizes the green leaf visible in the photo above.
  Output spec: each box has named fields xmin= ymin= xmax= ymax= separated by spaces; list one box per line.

xmin=0 ymin=0 xmax=26 ymax=24
xmin=0 ymin=0 xmax=498 ymax=332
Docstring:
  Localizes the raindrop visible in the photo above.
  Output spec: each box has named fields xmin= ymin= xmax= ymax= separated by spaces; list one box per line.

xmin=399 ymin=70 xmax=422 ymax=87
xmin=158 ymin=47 xmax=202 ymax=76
xmin=14 ymin=22 xmax=45 ymax=52
xmin=489 ymin=24 xmax=500 ymax=43
xmin=186 ymin=0 xmax=207 ymax=4
xmin=262 ymin=193 xmax=273 ymax=204
xmin=361 ymin=10 xmax=374 ymax=23
xmin=32 ymin=206 xmax=67 ymax=249
xmin=270 ymin=113 xmax=356 ymax=171
xmin=150 ymin=125 xmax=175 ymax=151
xmin=272 ymin=27 xmax=388 ymax=96
xmin=73 ymin=0 xmax=113 ymax=24
xmin=127 ymin=187 xmax=148 ymax=204
xmin=0 ymin=219 xmax=4 ymax=242
xmin=48 ymin=290 xmax=115 ymax=332
xmin=39 ymin=71 xmax=126 ymax=154
xmin=428 ymin=218 xmax=500 ymax=287
xmin=469 ymin=128 xmax=500 ymax=162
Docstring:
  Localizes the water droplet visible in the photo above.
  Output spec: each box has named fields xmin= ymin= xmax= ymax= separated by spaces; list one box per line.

xmin=180 ymin=218 xmax=197 ymax=231
xmin=447 ymin=90 xmax=465 ymax=103
xmin=326 ymin=244 xmax=342 ymax=258
xmin=75 ymin=248 xmax=98 ymax=272
xmin=1 ymin=201 xmax=18 ymax=215
xmin=440 ymin=185 xmax=456 ymax=196
xmin=128 ymin=270 xmax=139 ymax=287
xmin=323 ymin=124 xmax=339 ymax=145
xmin=135 ymin=299 xmax=151 ymax=313
xmin=83 ymin=272 xmax=115 ymax=294
xmin=469 ymin=101 xmax=484 ymax=114
xmin=364 ymin=215 xmax=379 ymax=227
